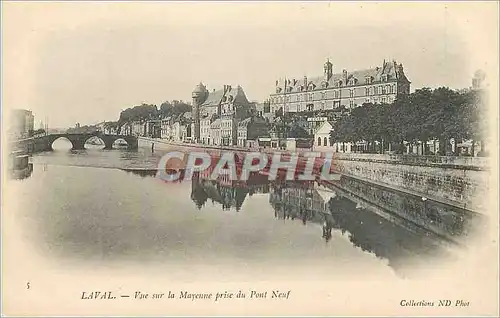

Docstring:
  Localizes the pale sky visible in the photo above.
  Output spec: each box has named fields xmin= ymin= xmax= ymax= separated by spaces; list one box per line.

xmin=2 ymin=1 xmax=498 ymax=128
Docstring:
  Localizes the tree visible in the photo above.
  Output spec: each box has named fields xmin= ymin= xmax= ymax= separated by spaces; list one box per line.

xmin=330 ymin=87 xmax=483 ymax=155
xmin=288 ymin=124 xmax=310 ymax=138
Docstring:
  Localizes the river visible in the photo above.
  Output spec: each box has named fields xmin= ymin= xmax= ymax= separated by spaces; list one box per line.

xmin=5 ymin=138 xmax=460 ymax=280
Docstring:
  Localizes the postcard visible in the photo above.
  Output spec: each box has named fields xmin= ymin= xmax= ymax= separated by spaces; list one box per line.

xmin=2 ymin=1 xmax=498 ymax=316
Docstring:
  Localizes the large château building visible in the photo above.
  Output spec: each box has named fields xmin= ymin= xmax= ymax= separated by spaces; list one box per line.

xmin=268 ymin=59 xmax=411 ymax=115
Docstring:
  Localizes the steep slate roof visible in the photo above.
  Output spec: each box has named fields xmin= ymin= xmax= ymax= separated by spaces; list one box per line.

xmin=201 ymin=85 xmax=251 ymax=108
xmin=228 ymin=85 xmax=250 ymax=106
xmin=202 ymin=89 xmax=225 ymax=107
xmin=274 ymin=60 xmax=409 ymax=94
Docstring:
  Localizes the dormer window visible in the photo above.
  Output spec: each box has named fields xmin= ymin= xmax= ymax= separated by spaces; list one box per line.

xmin=276 ymin=87 xmax=282 ymax=93
xmin=322 ymin=81 xmax=328 ymax=88
xmin=381 ymin=75 xmax=388 ymax=82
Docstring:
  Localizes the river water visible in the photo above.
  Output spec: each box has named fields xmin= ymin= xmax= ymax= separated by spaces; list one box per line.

xmin=6 ymin=138 xmax=459 ymax=280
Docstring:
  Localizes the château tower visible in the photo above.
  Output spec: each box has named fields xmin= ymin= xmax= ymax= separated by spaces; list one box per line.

xmin=191 ymin=82 xmax=208 ymax=142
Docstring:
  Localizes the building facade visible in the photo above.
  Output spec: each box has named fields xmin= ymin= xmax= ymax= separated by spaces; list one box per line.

xmin=9 ymin=109 xmax=35 ymax=140
xmin=191 ymin=83 xmax=253 ymax=146
xmin=237 ymin=116 xmax=269 ymax=147
xmin=269 ymin=59 xmax=411 ymax=115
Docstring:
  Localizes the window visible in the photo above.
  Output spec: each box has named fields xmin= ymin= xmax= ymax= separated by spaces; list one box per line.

xmin=349 ymin=100 xmax=354 ymax=108
xmin=378 ymin=86 xmax=383 ymax=95
xmin=317 ymin=137 xmax=322 ymax=146
xmin=350 ymin=89 xmax=354 ymax=98
xmin=324 ymin=137 xmax=328 ymax=146
xmin=382 ymin=86 xmax=386 ymax=94
xmin=382 ymin=97 xmax=386 ymax=104
xmin=392 ymin=84 xmax=396 ymax=94
xmin=386 ymin=85 xmax=391 ymax=94
xmin=365 ymin=88 xmax=369 ymax=96
xmin=371 ymin=87 xmax=375 ymax=95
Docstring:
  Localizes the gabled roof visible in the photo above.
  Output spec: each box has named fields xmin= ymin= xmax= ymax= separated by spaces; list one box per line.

xmin=201 ymin=85 xmax=251 ymax=108
xmin=226 ymin=85 xmax=251 ymax=106
xmin=314 ymin=120 xmax=333 ymax=134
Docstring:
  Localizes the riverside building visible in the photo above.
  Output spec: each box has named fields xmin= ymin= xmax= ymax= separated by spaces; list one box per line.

xmin=269 ymin=58 xmax=411 ymax=115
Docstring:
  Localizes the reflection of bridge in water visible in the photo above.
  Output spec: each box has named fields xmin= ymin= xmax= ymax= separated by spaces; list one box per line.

xmin=19 ymin=133 xmax=139 ymax=152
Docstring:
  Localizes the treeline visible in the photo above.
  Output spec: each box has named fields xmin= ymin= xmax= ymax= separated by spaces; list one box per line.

xmin=330 ymin=87 xmax=486 ymax=155
xmin=117 ymin=101 xmax=192 ymax=124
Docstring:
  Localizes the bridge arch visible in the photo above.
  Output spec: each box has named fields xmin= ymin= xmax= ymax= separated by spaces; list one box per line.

xmin=84 ymin=136 xmax=107 ymax=149
xmin=50 ymin=136 xmax=74 ymax=151
xmin=112 ymin=138 xmax=129 ymax=148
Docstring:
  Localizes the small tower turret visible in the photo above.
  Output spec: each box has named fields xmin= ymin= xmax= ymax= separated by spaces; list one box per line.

xmin=192 ymin=82 xmax=208 ymax=143
xmin=324 ymin=58 xmax=333 ymax=81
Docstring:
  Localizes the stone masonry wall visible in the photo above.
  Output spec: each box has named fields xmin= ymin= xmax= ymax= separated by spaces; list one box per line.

xmin=332 ymin=153 xmax=490 ymax=213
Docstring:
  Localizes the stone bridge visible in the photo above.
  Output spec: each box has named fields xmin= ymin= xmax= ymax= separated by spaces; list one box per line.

xmin=24 ymin=133 xmax=138 ymax=152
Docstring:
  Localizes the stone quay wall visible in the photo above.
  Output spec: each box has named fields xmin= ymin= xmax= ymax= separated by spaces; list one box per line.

xmin=140 ymin=137 xmax=490 ymax=215
xmin=331 ymin=153 xmax=490 ymax=214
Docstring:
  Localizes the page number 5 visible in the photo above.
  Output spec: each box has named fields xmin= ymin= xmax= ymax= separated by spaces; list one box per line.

xmin=26 ymin=282 xmax=30 ymax=289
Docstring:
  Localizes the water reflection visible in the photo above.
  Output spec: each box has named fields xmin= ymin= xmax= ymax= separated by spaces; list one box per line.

xmin=186 ymin=170 xmax=450 ymax=266
xmin=109 ymin=168 xmax=453 ymax=263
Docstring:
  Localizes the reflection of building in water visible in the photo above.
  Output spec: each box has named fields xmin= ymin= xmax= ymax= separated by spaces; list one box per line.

xmin=269 ymin=180 xmax=337 ymax=241
xmin=269 ymin=180 xmax=444 ymax=269
xmin=11 ymin=163 xmax=34 ymax=180
xmin=191 ymin=171 xmax=270 ymax=211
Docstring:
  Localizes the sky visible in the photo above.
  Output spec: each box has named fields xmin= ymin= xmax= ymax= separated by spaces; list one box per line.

xmin=2 ymin=2 xmax=498 ymax=128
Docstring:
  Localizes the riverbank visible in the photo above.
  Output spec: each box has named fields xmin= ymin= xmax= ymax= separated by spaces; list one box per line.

xmin=138 ymin=136 xmax=488 ymax=215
